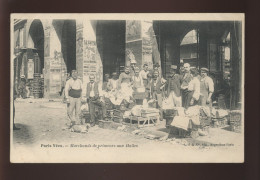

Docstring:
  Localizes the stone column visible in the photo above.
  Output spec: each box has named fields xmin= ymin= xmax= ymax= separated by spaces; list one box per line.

xmin=76 ymin=20 xmax=103 ymax=97
xmin=43 ymin=20 xmax=65 ymax=99
xmin=126 ymin=20 xmax=161 ymax=72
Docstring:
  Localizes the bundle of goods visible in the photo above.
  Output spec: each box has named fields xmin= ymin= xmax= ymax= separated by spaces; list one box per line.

xmin=211 ymin=108 xmax=229 ymax=128
xmin=104 ymin=87 xmax=133 ymax=106
xmin=229 ymin=110 xmax=242 ymax=133
xmin=127 ymin=105 xmax=160 ymax=127
xmin=169 ymin=106 xmax=210 ymax=138
xmin=130 ymin=105 xmax=143 ymax=116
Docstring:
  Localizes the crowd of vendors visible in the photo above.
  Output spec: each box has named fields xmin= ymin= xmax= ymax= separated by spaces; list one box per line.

xmin=64 ymin=59 xmax=217 ymax=132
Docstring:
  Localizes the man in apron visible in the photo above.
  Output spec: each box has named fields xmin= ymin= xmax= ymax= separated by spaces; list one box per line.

xmin=199 ymin=68 xmax=214 ymax=107
xmin=65 ymin=70 xmax=83 ymax=126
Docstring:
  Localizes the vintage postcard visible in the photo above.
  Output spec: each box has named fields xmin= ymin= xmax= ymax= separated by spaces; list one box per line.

xmin=10 ymin=13 xmax=244 ymax=163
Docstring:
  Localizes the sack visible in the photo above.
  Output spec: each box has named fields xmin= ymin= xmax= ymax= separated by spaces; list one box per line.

xmin=69 ymin=89 xmax=82 ymax=98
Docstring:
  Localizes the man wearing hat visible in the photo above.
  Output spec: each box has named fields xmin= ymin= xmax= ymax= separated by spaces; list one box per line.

xmin=199 ymin=67 xmax=214 ymax=106
xmin=167 ymin=65 xmax=182 ymax=107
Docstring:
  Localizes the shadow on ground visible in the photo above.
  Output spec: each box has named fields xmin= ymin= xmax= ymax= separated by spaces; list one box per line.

xmin=13 ymin=123 xmax=35 ymax=145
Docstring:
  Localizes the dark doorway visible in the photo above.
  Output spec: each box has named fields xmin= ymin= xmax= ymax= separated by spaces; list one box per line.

xmin=96 ymin=20 xmax=126 ymax=77
xmin=61 ymin=20 xmax=76 ymax=74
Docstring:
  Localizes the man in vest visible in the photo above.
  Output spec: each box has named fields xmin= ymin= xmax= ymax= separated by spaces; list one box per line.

xmin=167 ymin=65 xmax=182 ymax=107
xmin=65 ymin=70 xmax=83 ymax=126
xmin=86 ymin=74 xmax=107 ymax=127
xmin=181 ymin=63 xmax=193 ymax=109
xmin=151 ymin=71 xmax=166 ymax=121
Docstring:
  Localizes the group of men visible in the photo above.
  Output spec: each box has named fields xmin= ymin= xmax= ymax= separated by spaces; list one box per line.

xmin=64 ymin=60 xmax=214 ymax=127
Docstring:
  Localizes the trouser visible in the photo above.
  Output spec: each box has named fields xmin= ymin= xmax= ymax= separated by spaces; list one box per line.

xmin=181 ymin=89 xmax=190 ymax=109
xmin=153 ymin=92 xmax=163 ymax=120
xmin=168 ymin=91 xmax=182 ymax=107
xmin=199 ymin=94 xmax=212 ymax=108
xmin=88 ymin=97 xmax=107 ymax=123
xmin=68 ymin=97 xmax=81 ymax=124
xmin=186 ymin=91 xmax=198 ymax=108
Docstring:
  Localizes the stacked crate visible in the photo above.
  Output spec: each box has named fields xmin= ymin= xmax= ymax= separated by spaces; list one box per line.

xmin=33 ymin=73 xmax=42 ymax=98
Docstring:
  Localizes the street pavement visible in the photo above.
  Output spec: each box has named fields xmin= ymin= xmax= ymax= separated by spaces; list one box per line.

xmin=11 ymin=98 xmax=244 ymax=163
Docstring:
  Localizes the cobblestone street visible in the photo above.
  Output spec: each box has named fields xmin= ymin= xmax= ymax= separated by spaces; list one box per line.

xmin=11 ymin=98 xmax=243 ymax=163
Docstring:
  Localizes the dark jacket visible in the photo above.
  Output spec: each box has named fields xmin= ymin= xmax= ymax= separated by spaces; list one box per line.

xmin=151 ymin=78 xmax=164 ymax=94
xmin=167 ymin=74 xmax=181 ymax=97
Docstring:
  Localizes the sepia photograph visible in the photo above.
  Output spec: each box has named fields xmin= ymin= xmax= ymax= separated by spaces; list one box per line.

xmin=10 ymin=13 xmax=244 ymax=163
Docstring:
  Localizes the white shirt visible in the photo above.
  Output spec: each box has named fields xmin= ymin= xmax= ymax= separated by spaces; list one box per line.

xmin=188 ymin=77 xmax=200 ymax=100
xmin=139 ymin=69 xmax=149 ymax=80
xmin=89 ymin=82 xmax=103 ymax=97
xmin=65 ymin=78 xmax=83 ymax=98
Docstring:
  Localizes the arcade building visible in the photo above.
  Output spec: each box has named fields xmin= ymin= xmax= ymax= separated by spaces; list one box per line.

xmin=13 ymin=19 xmax=242 ymax=109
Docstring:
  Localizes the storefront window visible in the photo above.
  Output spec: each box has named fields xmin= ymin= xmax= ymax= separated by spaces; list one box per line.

xmin=180 ymin=30 xmax=198 ymax=67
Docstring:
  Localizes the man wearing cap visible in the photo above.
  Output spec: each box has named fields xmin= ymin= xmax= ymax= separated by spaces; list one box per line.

xmin=107 ymin=72 xmax=118 ymax=91
xmin=167 ymin=65 xmax=182 ymax=107
xmin=65 ymin=70 xmax=83 ymax=126
xmin=199 ymin=68 xmax=214 ymax=107
xmin=180 ymin=63 xmax=193 ymax=108
xmin=86 ymin=74 xmax=107 ymax=127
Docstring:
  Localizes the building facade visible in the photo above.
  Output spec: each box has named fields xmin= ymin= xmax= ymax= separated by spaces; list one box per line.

xmin=13 ymin=19 xmax=242 ymax=109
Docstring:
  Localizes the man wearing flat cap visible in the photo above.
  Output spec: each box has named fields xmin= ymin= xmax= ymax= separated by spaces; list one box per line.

xmin=199 ymin=67 xmax=214 ymax=107
xmin=167 ymin=65 xmax=182 ymax=107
